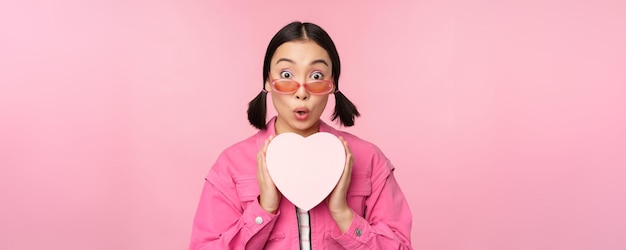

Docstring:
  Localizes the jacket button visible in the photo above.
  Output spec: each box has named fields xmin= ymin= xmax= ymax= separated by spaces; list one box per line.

xmin=355 ymin=228 xmax=362 ymax=236
xmin=255 ymin=216 xmax=263 ymax=225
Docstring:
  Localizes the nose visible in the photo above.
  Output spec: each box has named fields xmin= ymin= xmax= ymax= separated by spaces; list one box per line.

xmin=295 ymin=82 xmax=309 ymax=100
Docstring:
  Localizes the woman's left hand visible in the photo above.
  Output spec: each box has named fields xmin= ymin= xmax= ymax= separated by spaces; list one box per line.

xmin=327 ymin=136 xmax=354 ymax=233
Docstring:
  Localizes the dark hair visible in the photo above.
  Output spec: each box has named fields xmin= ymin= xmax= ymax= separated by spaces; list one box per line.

xmin=247 ymin=21 xmax=360 ymax=130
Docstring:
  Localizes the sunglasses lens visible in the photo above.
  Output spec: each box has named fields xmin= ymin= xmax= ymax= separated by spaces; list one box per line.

xmin=271 ymin=79 xmax=332 ymax=94
xmin=273 ymin=80 xmax=298 ymax=93
xmin=307 ymin=81 xmax=332 ymax=94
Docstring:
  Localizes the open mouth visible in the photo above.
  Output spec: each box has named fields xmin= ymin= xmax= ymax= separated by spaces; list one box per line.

xmin=294 ymin=108 xmax=309 ymax=120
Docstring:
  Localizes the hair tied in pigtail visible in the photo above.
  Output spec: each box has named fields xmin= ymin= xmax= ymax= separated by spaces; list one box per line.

xmin=332 ymin=90 xmax=360 ymax=127
xmin=247 ymin=88 xmax=268 ymax=130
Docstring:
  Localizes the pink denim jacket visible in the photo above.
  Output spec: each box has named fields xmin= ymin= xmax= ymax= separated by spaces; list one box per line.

xmin=190 ymin=117 xmax=412 ymax=249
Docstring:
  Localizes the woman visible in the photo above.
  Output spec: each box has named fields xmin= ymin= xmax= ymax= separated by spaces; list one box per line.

xmin=190 ymin=21 xmax=412 ymax=249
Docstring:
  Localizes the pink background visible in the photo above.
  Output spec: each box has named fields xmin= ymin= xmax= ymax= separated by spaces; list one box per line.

xmin=1 ymin=0 xmax=625 ymax=249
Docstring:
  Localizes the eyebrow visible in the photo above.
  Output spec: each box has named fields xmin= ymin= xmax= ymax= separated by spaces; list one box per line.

xmin=275 ymin=58 xmax=329 ymax=66
xmin=310 ymin=59 xmax=329 ymax=66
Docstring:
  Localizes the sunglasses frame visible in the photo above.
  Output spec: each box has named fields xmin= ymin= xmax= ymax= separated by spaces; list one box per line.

xmin=268 ymin=75 xmax=335 ymax=95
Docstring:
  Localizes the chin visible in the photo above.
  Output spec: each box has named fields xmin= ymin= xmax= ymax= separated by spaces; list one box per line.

xmin=290 ymin=118 xmax=320 ymax=132
xmin=291 ymin=120 xmax=314 ymax=131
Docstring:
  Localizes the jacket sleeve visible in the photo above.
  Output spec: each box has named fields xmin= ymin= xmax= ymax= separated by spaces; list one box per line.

xmin=332 ymin=158 xmax=413 ymax=249
xmin=189 ymin=161 xmax=279 ymax=249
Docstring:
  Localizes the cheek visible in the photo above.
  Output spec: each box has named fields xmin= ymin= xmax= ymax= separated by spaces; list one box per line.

xmin=271 ymin=94 xmax=290 ymax=110
xmin=312 ymin=96 xmax=330 ymax=111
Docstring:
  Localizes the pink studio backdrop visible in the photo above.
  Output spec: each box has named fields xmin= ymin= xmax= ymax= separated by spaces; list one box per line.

xmin=1 ymin=0 xmax=625 ymax=249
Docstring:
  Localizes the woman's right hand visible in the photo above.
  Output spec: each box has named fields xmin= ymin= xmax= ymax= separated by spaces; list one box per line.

xmin=257 ymin=135 xmax=281 ymax=214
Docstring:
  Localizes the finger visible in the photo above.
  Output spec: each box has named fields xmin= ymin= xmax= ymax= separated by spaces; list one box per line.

xmin=338 ymin=136 xmax=351 ymax=155
xmin=261 ymin=136 xmax=277 ymax=182
xmin=345 ymin=154 xmax=353 ymax=180
xmin=338 ymin=138 xmax=352 ymax=167
xmin=258 ymin=137 xmax=273 ymax=178
xmin=338 ymin=157 xmax=353 ymax=185
xmin=344 ymin=157 xmax=353 ymax=179
xmin=262 ymin=137 xmax=271 ymax=154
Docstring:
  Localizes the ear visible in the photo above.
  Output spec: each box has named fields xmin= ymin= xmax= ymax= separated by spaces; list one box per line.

xmin=265 ymin=81 xmax=271 ymax=93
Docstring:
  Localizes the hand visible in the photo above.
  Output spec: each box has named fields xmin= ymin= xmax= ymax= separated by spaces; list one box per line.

xmin=327 ymin=136 xmax=354 ymax=233
xmin=257 ymin=135 xmax=281 ymax=214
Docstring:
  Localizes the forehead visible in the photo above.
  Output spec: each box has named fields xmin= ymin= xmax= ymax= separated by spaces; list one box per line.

xmin=271 ymin=40 xmax=331 ymax=67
